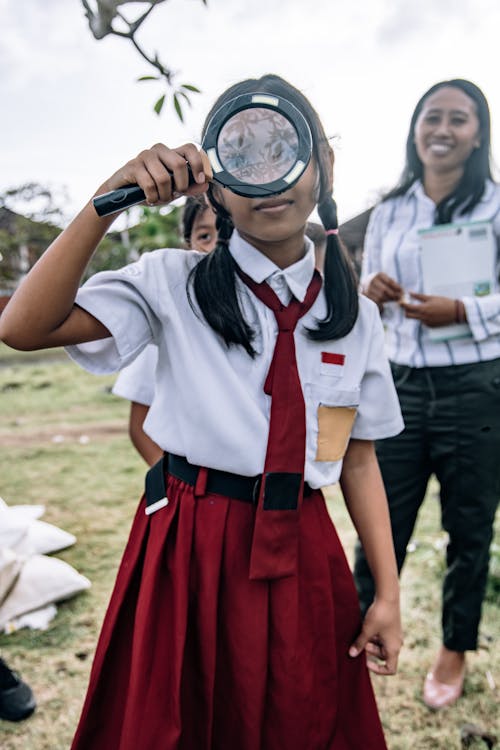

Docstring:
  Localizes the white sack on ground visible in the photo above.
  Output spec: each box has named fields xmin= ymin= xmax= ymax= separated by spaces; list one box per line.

xmin=0 ymin=497 xmax=91 ymax=632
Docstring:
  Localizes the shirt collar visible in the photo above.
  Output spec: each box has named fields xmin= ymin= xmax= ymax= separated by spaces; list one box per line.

xmin=406 ymin=180 xmax=430 ymax=204
xmin=228 ymin=229 xmax=316 ymax=303
xmin=407 ymin=178 xmax=494 ymax=206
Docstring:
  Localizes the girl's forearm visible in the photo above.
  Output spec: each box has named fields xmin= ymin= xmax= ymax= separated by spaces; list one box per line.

xmin=340 ymin=439 xmax=399 ymax=602
xmin=0 ymin=198 xmax=116 ymax=349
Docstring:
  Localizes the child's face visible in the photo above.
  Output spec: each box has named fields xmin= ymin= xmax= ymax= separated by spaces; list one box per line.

xmin=189 ymin=207 xmax=217 ymax=253
xmin=216 ymin=160 xmax=320 ymax=247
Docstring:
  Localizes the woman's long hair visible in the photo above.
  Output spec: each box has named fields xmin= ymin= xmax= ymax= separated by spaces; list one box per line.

xmin=384 ymin=78 xmax=492 ymax=224
xmin=187 ymin=74 xmax=358 ymax=356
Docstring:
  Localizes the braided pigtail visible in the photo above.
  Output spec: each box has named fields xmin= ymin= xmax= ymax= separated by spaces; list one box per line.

xmin=307 ymin=195 xmax=359 ymax=341
xmin=186 ymin=188 xmax=256 ymax=357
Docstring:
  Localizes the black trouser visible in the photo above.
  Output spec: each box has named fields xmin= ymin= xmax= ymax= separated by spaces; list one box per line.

xmin=353 ymin=358 xmax=500 ymax=651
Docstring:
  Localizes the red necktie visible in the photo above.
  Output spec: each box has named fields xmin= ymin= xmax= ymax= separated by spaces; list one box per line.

xmin=238 ymin=268 xmax=322 ymax=580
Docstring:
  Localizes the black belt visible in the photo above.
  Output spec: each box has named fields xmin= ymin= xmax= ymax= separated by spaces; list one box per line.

xmin=145 ymin=453 xmax=313 ymax=512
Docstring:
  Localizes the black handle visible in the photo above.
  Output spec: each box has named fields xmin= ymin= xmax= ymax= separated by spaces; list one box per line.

xmin=92 ymin=164 xmax=199 ymax=217
xmin=93 ymin=185 xmax=147 ymax=217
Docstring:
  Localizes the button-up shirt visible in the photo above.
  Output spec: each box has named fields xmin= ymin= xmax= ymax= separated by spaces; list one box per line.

xmin=67 ymin=230 xmax=403 ymax=488
xmin=112 ymin=343 xmax=158 ymax=406
xmin=362 ymin=179 xmax=500 ymax=367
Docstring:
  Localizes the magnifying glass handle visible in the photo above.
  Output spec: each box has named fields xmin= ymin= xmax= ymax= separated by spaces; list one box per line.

xmin=93 ymin=166 xmax=198 ymax=217
xmin=93 ymin=185 xmax=147 ymax=217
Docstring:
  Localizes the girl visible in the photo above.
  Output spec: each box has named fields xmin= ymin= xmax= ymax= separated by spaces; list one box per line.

xmin=112 ymin=195 xmax=218 ymax=466
xmin=353 ymin=79 xmax=500 ymax=710
xmin=0 ymin=75 xmax=403 ymax=749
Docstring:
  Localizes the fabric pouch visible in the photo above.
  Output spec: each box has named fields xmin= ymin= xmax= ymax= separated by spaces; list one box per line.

xmin=315 ymin=404 xmax=357 ymax=462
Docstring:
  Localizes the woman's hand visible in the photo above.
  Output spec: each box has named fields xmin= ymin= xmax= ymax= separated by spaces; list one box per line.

xmin=400 ymin=292 xmax=463 ymax=327
xmin=363 ymin=272 xmax=403 ymax=310
xmin=349 ymin=598 xmax=403 ymax=675
xmin=97 ymin=143 xmax=210 ymax=206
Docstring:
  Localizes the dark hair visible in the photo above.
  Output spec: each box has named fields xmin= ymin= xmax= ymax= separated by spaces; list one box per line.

xmin=187 ymin=74 xmax=358 ymax=356
xmin=384 ymin=78 xmax=492 ymax=224
xmin=181 ymin=195 xmax=210 ymax=246
xmin=305 ymin=221 xmax=327 ymax=249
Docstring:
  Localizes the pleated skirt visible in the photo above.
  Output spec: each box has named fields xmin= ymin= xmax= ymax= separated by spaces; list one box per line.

xmin=71 ymin=473 xmax=388 ymax=750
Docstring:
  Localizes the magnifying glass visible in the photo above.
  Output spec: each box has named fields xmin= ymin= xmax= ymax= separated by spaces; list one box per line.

xmin=93 ymin=92 xmax=313 ymax=217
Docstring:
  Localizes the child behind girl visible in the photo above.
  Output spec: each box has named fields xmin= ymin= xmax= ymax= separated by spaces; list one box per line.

xmin=0 ymin=74 xmax=404 ymax=750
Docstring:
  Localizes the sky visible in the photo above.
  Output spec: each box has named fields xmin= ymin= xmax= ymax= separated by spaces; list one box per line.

xmin=1 ymin=0 xmax=499 ymax=227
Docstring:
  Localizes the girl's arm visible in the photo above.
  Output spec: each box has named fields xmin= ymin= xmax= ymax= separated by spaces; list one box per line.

xmin=128 ymin=402 xmax=163 ymax=467
xmin=0 ymin=144 xmax=208 ymax=351
xmin=340 ymin=438 xmax=403 ymax=675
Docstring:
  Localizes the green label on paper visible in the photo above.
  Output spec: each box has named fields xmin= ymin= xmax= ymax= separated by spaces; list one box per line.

xmin=474 ymin=281 xmax=491 ymax=297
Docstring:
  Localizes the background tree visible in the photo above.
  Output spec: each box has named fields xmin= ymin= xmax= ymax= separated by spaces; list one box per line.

xmin=0 ymin=185 xmax=65 ymax=288
xmin=84 ymin=204 xmax=183 ymax=279
xmin=0 ymin=183 xmax=183 ymax=286
xmin=80 ymin=0 xmax=206 ymax=119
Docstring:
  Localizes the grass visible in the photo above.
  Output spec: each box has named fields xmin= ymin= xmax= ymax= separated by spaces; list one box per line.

xmin=0 ymin=344 xmax=498 ymax=749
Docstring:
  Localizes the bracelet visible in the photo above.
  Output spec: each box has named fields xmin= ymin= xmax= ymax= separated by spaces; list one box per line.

xmin=454 ymin=299 xmax=466 ymax=324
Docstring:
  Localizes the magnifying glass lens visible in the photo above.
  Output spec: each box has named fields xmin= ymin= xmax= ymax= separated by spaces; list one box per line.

xmin=93 ymin=93 xmax=312 ymax=215
xmin=217 ymin=108 xmax=299 ymax=185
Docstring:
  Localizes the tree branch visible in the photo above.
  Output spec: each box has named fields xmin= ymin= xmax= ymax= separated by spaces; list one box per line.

xmin=80 ymin=0 xmax=204 ymax=118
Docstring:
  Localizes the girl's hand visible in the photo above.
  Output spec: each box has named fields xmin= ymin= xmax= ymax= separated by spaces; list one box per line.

xmin=400 ymin=292 xmax=461 ymax=327
xmin=97 ymin=143 xmax=209 ymax=206
xmin=349 ymin=598 xmax=403 ymax=675
xmin=363 ymin=272 xmax=403 ymax=310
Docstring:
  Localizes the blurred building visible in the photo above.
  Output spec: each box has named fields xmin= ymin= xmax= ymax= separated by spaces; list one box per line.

xmin=339 ymin=207 xmax=373 ymax=278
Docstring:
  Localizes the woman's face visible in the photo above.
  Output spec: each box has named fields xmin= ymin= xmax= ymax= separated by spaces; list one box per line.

xmin=413 ymin=86 xmax=481 ymax=177
xmin=189 ymin=207 xmax=217 ymax=253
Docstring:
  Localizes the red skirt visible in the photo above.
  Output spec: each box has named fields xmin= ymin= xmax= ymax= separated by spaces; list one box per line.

xmin=71 ymin=474 xmax=388 ymax=750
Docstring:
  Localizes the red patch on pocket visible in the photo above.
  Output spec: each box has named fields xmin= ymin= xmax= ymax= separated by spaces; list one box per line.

xmin=321 ymin=352 xmax=345 ymax=366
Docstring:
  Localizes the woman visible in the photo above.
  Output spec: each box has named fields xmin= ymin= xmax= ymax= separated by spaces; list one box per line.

xmin=354 ymin=78 xmax=500 ymax=709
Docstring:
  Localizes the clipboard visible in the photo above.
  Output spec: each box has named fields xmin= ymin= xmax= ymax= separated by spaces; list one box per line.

xmin=418 ymin=220 xmax=496 ymax=341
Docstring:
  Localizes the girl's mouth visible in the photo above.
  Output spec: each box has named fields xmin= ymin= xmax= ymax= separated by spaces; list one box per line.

xmin=254 ymin=199 xmax=293 ymax=213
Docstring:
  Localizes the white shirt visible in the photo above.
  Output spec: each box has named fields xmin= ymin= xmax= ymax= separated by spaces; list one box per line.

xmin=67 ymin=231 xmax=403 ymax=489
xmin=112 ymin=343 xmax=158 ymax=406
xmin=362 ymin=179 xmax=500 ymax=367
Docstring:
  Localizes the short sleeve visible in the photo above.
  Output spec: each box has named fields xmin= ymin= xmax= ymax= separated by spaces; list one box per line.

xmin=351 ymin=301 xmax=404 ymax=440
xmin=65 ymin=255 xmax=163 ymax=374
xmin=112 ymin=344 xmax=158 ymax=406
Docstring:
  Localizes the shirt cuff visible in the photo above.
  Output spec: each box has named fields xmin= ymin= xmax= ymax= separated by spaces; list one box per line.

xmin=351 ymin=414 xmax=405 ymax=441
xmin=65 ymin=296 xmax=147 ymax=374
xmin=462 ymin=294 xmax=500 ymax=342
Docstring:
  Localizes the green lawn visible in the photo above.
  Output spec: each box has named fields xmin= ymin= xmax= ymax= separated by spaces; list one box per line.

xmin=0 ymin=344 xmax=498 ymax=749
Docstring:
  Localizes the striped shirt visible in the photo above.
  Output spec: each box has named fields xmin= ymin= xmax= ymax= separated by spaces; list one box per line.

xmin=361 ymin=179 xmax=500 ymax=367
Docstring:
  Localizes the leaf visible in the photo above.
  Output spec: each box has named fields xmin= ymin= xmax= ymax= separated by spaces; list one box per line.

xmin=173 ymin=93 xmax=184 ymax=122
xmin=178 ymin=91 xmax=192 ymax=107
xmin=180 ymin=83 xmax=201 ymax=93
xmin=137 ymin=75 xmax=159 ymax=82
xmin=154 ymin=94 xmax=166 ymax=115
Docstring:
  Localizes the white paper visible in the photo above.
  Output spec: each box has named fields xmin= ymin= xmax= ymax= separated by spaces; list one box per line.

xmin=419 ymin=220 xmax=496 ymax=341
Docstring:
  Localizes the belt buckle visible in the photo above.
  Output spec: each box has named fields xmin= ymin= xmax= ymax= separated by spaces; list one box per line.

xmin=252 ymin=476 xmax=262 ymax=504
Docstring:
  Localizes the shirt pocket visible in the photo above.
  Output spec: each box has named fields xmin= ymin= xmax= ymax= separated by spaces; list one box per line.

xmin=306 ymin=384 xmax=360 ymax=463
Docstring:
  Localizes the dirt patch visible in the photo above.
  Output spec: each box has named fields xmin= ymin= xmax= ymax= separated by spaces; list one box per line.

xmin=0 ymin=421 xmax=126 ymax=447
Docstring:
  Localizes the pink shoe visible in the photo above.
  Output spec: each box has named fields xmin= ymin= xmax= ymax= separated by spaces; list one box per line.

xmin=423 ymin=669 xmax=465 ymax=710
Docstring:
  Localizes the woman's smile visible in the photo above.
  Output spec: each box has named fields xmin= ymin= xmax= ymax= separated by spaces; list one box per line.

xmin=427 ymin=141 xmax=453 ymax=156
